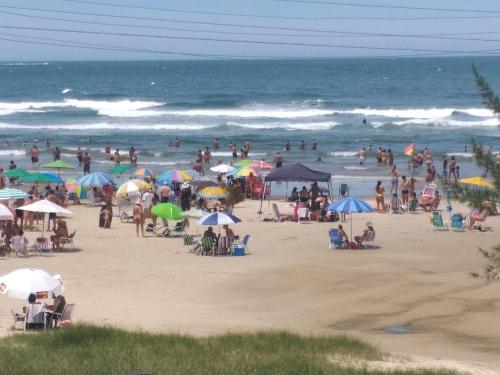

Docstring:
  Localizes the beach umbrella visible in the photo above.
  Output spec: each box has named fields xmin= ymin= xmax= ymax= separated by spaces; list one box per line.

xmin=18 ymin=173 xmax=55 ymax=184
xmin=326 ymin=197 xmax=374 ymax=242
xmin=0 ymin=204 xmax=14 ymax=220
xmin=251 ymin=160 xmax=273 ymax=171
xmin=18 ymin=199 xmax=73 ymax=237
xmin=110 ymin=165 xmax=131 ymax=175
xmin=197 ymin=212 xmax=241 ymax=226
xmin=41 ymin=173 xmax=64 ymax=184
xmin=116 ymin=179 xmax=151 ymax=199
xmin=65 ymin=178 xmax=81 ymax=198
xmin=184 ymin=170 xmax=202 ymax=179
xmin=42 ymin=160 xmax=75 ymax=176
xmin=458 ymin=176 xmax=495 ymax=190
xmin=77 ymin=172 xmax=112 ymax=187
xmin=0 ymin=168 xmax=30 ymax=179
xmin=198 ymin=186 xmax=229 ymax=200
xmin=0 ymin=188 xmax=29 ymax=200
xmin=151 ymin=203 xmax=183 ymax=221
xmin=210 ymin=164 xmax=235 ymax=174
xmin=0 ymin=268 xmax=63 ymax=300
xmin=135 ymin=167 xmax=155 ymax=178
xmin=190 ymin=179 xmax=218 ymax=190
xmin=234 ymin=159 xmax=254 ymax=168
xmin=227 ymin=167 xmax=259 ymax=178
xmin=157 ymin=170 xmax=192 ymax=185
xmin=181 ymin=208 xmax=206 ymax=219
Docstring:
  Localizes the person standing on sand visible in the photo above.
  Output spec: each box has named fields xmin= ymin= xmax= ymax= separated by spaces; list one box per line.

xmin=389 ymin=165 xmax=400 ymax=194
xmin=274 ymin=151 xmax=284 ymax=168
xmin=375 ymin=180 xmax=385 ymax=213
xmin=133 ymin=198 xmax=144 ymax=237
xmin=82 ymin=152 xmax=91 ymax=175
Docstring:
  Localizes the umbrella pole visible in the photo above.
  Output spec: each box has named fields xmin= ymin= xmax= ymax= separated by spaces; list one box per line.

xmin=350 ymin=213 xmax=353 ymax=243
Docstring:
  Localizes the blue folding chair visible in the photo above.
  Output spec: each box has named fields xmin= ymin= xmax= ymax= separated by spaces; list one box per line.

xmin=329 ymin=229 xmax=346 ymax=249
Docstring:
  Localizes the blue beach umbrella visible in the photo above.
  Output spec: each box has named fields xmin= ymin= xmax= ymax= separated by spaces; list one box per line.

xmin=197 ymin=212 xmax=241 ymax=226
xmin=41 ymin=173 xmax=64 ymax=185
xmin=77 ymin=172 xmax=113 ymax=187
xmin=326 ymin=197 xmax=374 ymax=242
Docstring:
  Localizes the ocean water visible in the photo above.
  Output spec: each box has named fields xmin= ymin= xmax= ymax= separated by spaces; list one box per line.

xmin=0 ymin=58 xmax=499 ymax=195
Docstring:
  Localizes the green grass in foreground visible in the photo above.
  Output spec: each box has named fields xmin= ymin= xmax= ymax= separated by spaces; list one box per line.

xmin=0 ymin=325 xmax=460 ymax=375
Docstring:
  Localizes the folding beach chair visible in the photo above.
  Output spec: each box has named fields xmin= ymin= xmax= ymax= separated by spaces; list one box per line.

xmin=59 ymin=231 xmax=76 ymax=250
xmin=201 ymin=237 xmax=214 ymax=256
xmin=50 ymin=304 xmax=75 ymax=328
xmin=451 ymin=213 xmax=465 ymax=232
xmin=329 ymin=229 xmax=346 ymax=249
xmin=272 ymin=203 xmax=290 ymax=222
xmin=431 ymin=211 xmax=449 ymax=231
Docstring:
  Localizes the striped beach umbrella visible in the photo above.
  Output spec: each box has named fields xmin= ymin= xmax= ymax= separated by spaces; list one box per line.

xmin=157 ymin=170 xmax=192 ymax=185
xmin=135 ymin=167 xmax=155 ymax=178
xmin=0 ymin=188 xmax=29 ymax=200
xmin=251 ymin=160 xmax=273 ymax=171
xmin=326 ymin=197 xmax=374 ymax=242
xmin=197 ymin=212 xmax=241 ymax=226
xmin=77 ymin=172 xmax=113 ymax=187
xmin=227 ymin=167 xmax=259 ymax=178
xmin=65 ymin=178 xmax=81 ymax=198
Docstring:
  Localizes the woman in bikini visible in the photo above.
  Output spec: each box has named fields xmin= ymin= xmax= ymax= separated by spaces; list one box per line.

xmin=375 ymin=180 xmax=385 ymax=213
xmin=133 ymin=199 xmax=145 ymax=237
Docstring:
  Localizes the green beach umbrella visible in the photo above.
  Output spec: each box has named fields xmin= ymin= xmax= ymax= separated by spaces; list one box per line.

xmin=234 ymin=159 xmax=254 ymax=168
xmin=151 ymin=203 xmax=183 ymax=221
xmin=0 ymin=168 xmax=30 ymax=178
xmin=43 ymin=160 xmax=75 ymax=176
xmin=19 ymin=173 xmax=56 ymax=184
xmin=110 ymin=165 xmax=131 ymax=175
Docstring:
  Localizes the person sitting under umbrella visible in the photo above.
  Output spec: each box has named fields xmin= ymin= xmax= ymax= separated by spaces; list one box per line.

xmin=354 ymin=222 xmax=376 ymax=247
xmin=50 ymin=219 xmax=69 ymax=250
xmin=45 ymin=292 xmax=66 ymax=328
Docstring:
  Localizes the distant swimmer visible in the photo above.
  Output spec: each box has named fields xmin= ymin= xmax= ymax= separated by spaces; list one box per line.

xmin=285 ymin=140 xmax=291 ymax=152
xmin=312 ymin=138 xmax=318 ymax=150
xmin=316 ymin=157 xmax=322 ymax=162
xmin=299 ymin=139 xmax=306 ymax=150
xmin=362 ymin=117 xmax=367 ymax=125
xmin=174 ymin=137 xmax=181 ymax=147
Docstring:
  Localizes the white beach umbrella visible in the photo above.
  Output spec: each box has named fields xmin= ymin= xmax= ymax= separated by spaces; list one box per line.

xmin=17 ymin=199 xmax=72 ymax=237
xmin=0 ymin=188 xmax=29 ymax=200
xmin=17 ymin=199 xmax=73 ymax=216
xmin=0 ymin=268 xmax=63 ymax=299
xmin=0 ymin=204 xmax=14 ymax=220
xmin=210 ymin=164 xmax=235 ymax=174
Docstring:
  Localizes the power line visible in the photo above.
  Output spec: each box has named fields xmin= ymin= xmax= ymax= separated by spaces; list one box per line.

xmin=272 ymin=0 xmax=500 ymax=14
xmin=62 ymin=0 xmax=500 ymax=20
xmin=0 ymin=24 xmax=498 ymax=55
xmin=0 ymin=9 xmax=331 ymax=39
xmin=5 ymin=6 xmax=500 ymax=40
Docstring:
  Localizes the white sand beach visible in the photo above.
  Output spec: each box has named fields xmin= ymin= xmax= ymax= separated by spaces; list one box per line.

xmin=1 ymin=198 xmax=499 ymax=372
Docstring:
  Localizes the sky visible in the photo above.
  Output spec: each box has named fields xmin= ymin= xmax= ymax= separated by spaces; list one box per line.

xmin=1 ymin=0 xmax=500 ymax=60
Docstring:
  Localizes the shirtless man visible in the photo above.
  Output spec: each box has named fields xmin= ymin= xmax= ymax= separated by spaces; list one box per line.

xmin=30 ymin=145 xmax=39 ymax=168
xmin=299 ymin=140 xmax=306 ymax=150
xmin=193 ymin=159 xmax=204 ymax=175
xmin=212 ymin=138 xmax=220 ymax=150
xmin=203 ymin=147 xmax=212 ymax=164
xmin=133 ymin=199 xmax=144 ymax=237
xmin=76 ymin=147 xmax=83 ymax=167
xmin=359 ymin=147 xmax=366 ymax=165
xmin=274 ymin=151 xmax=284 ymax=168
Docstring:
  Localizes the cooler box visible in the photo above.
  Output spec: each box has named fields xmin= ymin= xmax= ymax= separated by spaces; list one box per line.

xmin=233 ymin=245 xmax=245 ymax=256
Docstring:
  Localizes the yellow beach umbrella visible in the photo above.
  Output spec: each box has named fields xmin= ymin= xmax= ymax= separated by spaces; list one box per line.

xmin=459 ymin=177 xmax=495 ymax=189
xmin=198 ymin=186 xmax=228 ymax=199
xmin=116 ymin=179 xmax=152 ymax=198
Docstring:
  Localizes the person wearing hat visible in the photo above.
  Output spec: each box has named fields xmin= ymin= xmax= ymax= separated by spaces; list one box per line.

xmin=354 ymin=222 xmax=376 ymax=248
xmin=133 ymin=198 xmax=145 ymax=237
xmin=180 ymin=182 xmax=192 ymax=211
xmin=142 ymin=188 xmax=155 ymax=219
